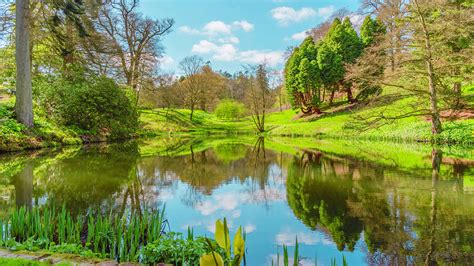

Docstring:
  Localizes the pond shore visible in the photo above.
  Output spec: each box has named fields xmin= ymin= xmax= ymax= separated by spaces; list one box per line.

xmin=0 ymin=249 xmax=117 ymax=265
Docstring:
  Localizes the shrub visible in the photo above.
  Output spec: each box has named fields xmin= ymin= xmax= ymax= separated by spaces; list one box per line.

xmin=36 ymin=75 xmax=138 ymax=139
xmin=214 ymin=99 xmax=246 ymax=120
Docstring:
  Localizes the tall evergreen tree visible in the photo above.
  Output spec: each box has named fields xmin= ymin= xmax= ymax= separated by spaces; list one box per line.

xmin=284 ymin=37 xmax=322 ymax=113
xmin=360 ymin=16 xmax=386 ymax=48
xmin=324 ymin=18 xmax=363 ymax=103
xmin=317 ymin=41 xmax=344 ymax=105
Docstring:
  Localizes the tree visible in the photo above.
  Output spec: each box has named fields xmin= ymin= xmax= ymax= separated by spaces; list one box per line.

xmin=245 ymin=64 xmax=273 ymax=133
xmin=15 ymin=0 xmax=33 ymax=127
xmin=317 ymin=41 xmax=344 ymax=105
xmin=178 ymin=55 xmax=205 ymax=121
xmin=214 ymin=99 xmax=246 ymax=121
xmin=361 ymin=0 xmax=407 ymax=72
xmin=46 ymin=0 xmax=89 ymax=73
xmin=285 ymin=37 xmax=322 ymax=113
xmin=96 ymin=0 xmax=174 ymax=103
xmin=198 ymin=65 xmax=226 ymax=111
xmin=355 ymin=0 xmax=473 ymax=138
xmin=346 ymin=16 xmax=387 ymax=101
xmin=324 ymin=18 xmax=363 ymax=103
xmin=360 ymin=16 xmax=386 ymax=48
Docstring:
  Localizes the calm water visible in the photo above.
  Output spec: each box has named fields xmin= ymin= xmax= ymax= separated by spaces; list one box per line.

xmin=1 ymin=137 xmax=473 ymax=265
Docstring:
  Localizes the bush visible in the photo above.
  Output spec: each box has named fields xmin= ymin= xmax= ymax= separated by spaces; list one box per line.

xmin=36 ymin=75 xmax=138 ymax=139
xmin=214 ymin=99 xmax=246 ymax=120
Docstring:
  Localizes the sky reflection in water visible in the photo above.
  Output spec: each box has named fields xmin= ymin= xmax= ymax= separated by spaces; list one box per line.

xmin=1 ymin=137 xmax=473 ymax=265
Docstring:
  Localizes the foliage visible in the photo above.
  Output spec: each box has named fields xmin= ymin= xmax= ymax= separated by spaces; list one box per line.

xmin=0 ymin=206 xmax=166 ymax=263
xmin=285 ymin=37 xmax=322 ymax=113
xmin=36 ymin=74 xmax=138 ymax=139
xmin=360 ymin=16 xmax=386 ymax=48
xmin=199 ymin=218 xmax=246 ymax=266
xmin=317 ymin=41 xmax=344 ymax=93
xmin=286 ymin=153 xmax=363 ymax=251
xmin=214 ymin=99 xmax=247 ymax=121
xmin=140 ymin=232 xmax=216 ymax=265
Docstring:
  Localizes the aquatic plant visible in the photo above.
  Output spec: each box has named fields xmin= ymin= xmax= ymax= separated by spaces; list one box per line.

xmin=0 ymin=206 xmax=167 ymax=262
xmin=199 ymin=218 xmax=246 ymax=266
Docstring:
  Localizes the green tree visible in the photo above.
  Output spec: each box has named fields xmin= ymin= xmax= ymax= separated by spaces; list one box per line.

xmin=360 ymin=16 xmax=386 ymax=48
xmin=214 ymin=99 xmax=246 ymax=121
xmin=324 ymin=18 xmax=363 ymax=103
xmin=317 ymin=41 xmax=344 ymax=105
xmin=284 ymin=37 xmax=322 ymax=113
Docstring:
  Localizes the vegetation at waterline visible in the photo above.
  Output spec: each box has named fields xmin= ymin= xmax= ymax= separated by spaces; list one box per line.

xmin=0 ymin=206 xmax=338 ymax=266
xmin=140 ymin=85 xmax=474 ymax=144
xmin=0 ymin=206 xmax=220 ymax=264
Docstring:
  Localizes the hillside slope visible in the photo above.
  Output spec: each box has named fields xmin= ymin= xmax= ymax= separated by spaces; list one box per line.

xmin=140 ymin=87 xmax=474 ymax=144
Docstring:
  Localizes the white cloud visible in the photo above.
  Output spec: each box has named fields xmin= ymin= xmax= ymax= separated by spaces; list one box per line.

xmin=192 ymin=40 xmax=283 ymax=66
xmin=291 ymin=30 xmax=309 ymax=41
xmin=203 ymin=20 xmax=232 ymax=35
xmin=271 ymin=6 xmax=335 ymax=25
xmin=233 ymin=20 xmax=254 ymax=32
xmin=192 ymin=40 xmax=219 ymax=53
xmin=180 ymin=20 xmax=254 ymax=37
xmin=275 ymin=230 xmax=319 ymax=246
xmin=271 ymin=7 xmax=316 ymax=25
xmin=192 ymin=40 xmax=237 ymax=62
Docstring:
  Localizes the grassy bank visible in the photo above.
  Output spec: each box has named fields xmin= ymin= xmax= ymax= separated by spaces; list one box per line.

xmin=140 ymin=87 xmax=474 ymax=144
xmin=0 ymin=206 xmax=215 ymax=265
xmin=0 ymin=98 xmax=84 ymax=152
xmin=2 ymin=84 xmax=472 ymax=152
xmin=0 ymin=97 xmax=133 ymax=152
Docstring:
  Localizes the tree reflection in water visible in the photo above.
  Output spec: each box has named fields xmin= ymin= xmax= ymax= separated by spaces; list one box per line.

xmin=1 ymin=138 xmax=473 ymax=264
xmin=286 ymin=147 xmax=474 ymax=265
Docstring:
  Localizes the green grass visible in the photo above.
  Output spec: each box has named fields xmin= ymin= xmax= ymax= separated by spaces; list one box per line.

xmin=139 ymin=87 xmax=474 ymax=144
xmin=0 ymin=257 xmax=63 ymax=266
xmin=0 ymin=98 xmax=83 ymax=151
xmin=140 ymin=108 xmax=254 ymax=136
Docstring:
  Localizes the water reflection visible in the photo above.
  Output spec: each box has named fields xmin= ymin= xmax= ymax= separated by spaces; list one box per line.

xmin=0 ymin=138 xmax=473 ymax=265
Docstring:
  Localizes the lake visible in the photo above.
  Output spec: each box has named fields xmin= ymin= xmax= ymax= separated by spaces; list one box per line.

xmin=1 ymin=137 xmax=473 ymax=265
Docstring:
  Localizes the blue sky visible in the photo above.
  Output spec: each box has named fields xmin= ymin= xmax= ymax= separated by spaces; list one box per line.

xmin=139 ymin=0 xmax=361 ymax=74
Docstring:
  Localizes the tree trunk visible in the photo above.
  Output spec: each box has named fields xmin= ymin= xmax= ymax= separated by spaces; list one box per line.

xmin=190 ymin=106 xmax=194 ymax=121
xmin=414 ymin=0 xmax=442 ymax=136
xmin=15 ymin=0 xmax=34 ymax=127
xmin=346 ymin=86 xmax=355 ymax=104
xmin=425 ymin=149 xmax=441 ymax=265
xmin=329 ymin=90 xmax=335 ymax=105
xmin=453 ymin=82 xmax=461 ymax=109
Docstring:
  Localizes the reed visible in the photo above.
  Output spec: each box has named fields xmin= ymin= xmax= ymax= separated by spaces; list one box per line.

xmin=0 ymin=206 xmax=167 ymax=263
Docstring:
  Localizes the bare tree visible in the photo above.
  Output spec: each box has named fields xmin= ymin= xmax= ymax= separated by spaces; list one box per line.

xmin=178 ymin=55 xmax=205 ymax=121
xmin=361 ymin=0 xmax=407 ymax=72
xmin=15 ymin=0 xmax=33 ymax=127
xmin=0 ymin=0 xmax=14 ymax=39
xmin=245 ymin=64 xmax=273 ymax=133
xmin=96 ymin=0 xmax=174 ymax=103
